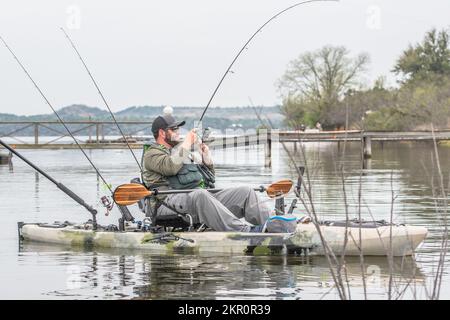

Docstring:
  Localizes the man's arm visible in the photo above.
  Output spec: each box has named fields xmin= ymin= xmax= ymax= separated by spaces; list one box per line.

xmin=144 ymin=149 xmax=186 ymax=177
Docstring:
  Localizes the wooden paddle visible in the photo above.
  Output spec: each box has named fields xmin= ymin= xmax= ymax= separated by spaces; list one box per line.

xmin=265 ymin=179 xmax=294 ymax=198
xmin=113 ymin=179 xmax=293 ymax=206
xmin=113 ymin=183 xmax=153 ymax=206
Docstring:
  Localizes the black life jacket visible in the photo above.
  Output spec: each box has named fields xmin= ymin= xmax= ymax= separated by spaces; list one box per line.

xmin=167 ymin=163 xmax=215 ymax=190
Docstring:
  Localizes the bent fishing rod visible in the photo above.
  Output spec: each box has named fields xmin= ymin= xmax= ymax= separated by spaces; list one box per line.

xmin=0 ymin=138 xmax=99 ymax=229
xmin=0 ymin=35 xmax=113 ymax=197
xmin=198 ymin=0 xmax=338 ymax=123
xmin=60 ymin=27 xmax=143 ymax=173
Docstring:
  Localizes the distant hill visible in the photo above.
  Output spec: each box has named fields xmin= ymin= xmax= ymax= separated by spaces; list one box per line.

xmin=57 ymin=105 xmax=110 ymax=118
xmin=0 ymin=104 xmax=285 ymax=136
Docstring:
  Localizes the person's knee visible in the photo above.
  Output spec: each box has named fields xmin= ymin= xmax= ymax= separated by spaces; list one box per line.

xmin=235 ymin=185 xmax=253 ymax=194
xmin=189 ymin=189 xmax=210 ymax=201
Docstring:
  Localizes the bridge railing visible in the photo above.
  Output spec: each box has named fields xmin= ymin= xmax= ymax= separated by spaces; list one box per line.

xmin=0 ymin=121 xmax=153 ymax=145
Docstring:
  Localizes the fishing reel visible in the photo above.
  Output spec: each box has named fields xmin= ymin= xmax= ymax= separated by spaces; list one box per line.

xmin=192 ymin=127 xmax=213 ymax=144
xmin=201 ymin=127 xmax=213 ymax=143
xmin=101 ymin=195 xmax=114 ymax=216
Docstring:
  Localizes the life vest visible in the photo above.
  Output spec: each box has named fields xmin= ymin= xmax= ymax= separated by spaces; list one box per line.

xmin=167 ymin=163 xmax=215 ymax=190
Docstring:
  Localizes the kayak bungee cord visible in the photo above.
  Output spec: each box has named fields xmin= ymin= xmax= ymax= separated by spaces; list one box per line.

xmin=0 ymin=35 xmax=113 ymax=195
xmin=198 ymin=0 xmax=338 ymax=123
xmin=60 ymin=27 xmax=143 ymax=173
xmin=0 ymin=138 xmax=99 ymax=229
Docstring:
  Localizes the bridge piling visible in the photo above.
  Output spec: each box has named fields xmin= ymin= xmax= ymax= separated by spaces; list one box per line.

xmin=34 ymin=124 xmax=39 ymax=145
xmin=362 ymin=136 xmax=372 ymax=159
xmin=362 ymin=158 xmax=372 ymax=170
xmin=265 ymin=137 xmax=272 ymax=168
xmin=0 ymin=152 xmax=12 ymax=165
xmin=96 ymin=123 xmax=100 ymax=143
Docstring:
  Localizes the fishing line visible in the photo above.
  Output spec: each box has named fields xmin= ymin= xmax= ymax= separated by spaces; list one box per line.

xmin=60 ymin=27 xmax=143 ymax=173
xmin=0 ymin=35 xmax=113 ymax=194
xmin=199 ymin=0 xmax=338 ymax=123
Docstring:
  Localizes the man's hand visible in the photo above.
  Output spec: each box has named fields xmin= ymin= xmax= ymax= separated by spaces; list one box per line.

xmin=181 ymin=129 xmax=197 ymax=149
xmin=200 ymin=143 xmax=213 ymax=166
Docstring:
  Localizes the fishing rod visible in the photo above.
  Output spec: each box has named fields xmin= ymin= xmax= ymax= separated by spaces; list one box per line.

xmin=0 ymin=138 xmax=98 ymax=229
xmin=0 ymin=35 xmax=113 ymax=195
xmin=60 ymin=27 xmax=143 ymax=173
xmin=198 ymin=0 xmax=338 ymax=123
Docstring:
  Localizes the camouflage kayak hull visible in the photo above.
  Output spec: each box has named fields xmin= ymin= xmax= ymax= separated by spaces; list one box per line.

xmin=18 ymin=222 xmax=427 ymax=256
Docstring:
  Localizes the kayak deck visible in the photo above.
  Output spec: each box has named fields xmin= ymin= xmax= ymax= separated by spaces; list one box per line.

xmin=18 ymin=221 xmax=428 ymax=256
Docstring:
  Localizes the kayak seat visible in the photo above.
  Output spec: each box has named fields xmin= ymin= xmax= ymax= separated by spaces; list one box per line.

xmin=153 ymin=213 xmax=201 ymax=232
xmin=129 ymin=177 xmax=205 ymax=232
xmin=130 ymin=177 xmax=147 ymax=213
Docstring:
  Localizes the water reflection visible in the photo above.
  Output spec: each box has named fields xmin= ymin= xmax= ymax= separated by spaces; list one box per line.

xmin=19 ymin=243 xmax=426 ymax=300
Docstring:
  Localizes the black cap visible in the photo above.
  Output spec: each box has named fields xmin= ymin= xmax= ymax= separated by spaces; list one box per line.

xmin=151 ymin=114 xmax=186 ymax=135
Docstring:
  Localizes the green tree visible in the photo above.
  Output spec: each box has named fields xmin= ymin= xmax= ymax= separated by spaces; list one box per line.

xmin=277 ymin=45 xmax=369 ymax=129
xmin=335 ymin=82 xmax=394 ymax=130
xmin=393 ymin=28 xmax=450 ymax=83
xmin=364 ymin=75 xmax=450 ymax=130
xmin=280 ymin=96 xmax=317 ymax=130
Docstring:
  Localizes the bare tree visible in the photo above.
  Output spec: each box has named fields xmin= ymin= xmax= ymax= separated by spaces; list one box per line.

xmin=277 ymin=45 xmax=369 ymax=129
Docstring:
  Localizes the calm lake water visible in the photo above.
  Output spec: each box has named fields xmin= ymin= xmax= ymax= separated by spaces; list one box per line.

xmin=0 ymin=140 xmax=449 ymax=299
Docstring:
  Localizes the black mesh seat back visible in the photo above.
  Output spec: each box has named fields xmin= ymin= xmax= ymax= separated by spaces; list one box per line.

xmin=154 ymin=214 xmax=191 ymax=229
xmin=130 ymin=177 xmax=141 ymax=184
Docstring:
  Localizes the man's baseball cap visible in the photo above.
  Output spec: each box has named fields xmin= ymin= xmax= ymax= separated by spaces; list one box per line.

xmin=151 ymin=113 xmax=186 ymax=135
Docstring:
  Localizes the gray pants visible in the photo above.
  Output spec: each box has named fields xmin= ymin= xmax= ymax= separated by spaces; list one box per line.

xmin=157 ymin=186 xmax=271 ymax=232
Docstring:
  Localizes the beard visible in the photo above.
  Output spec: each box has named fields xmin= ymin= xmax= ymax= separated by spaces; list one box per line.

xmin=165 ymin=131 xmax=180 ymax=147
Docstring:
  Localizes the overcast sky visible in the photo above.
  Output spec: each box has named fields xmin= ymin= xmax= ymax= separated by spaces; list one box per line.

xmin=1 ymin=0 xmax=449 ymax=115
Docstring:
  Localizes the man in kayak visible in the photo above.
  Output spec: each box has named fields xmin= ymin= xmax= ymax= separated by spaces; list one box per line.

xmin=142 ymin=107 xmax=271 ymax=232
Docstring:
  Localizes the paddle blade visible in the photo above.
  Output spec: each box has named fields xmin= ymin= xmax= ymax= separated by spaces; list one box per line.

xmin=266 ymin=179 xmax=293 ymax=198
xmin=113 ymin=183 xmax=152 ymax=206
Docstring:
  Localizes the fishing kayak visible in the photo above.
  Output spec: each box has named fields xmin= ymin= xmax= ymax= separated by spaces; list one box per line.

xmin=18 ymin=220 xmax=427 ymax=256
